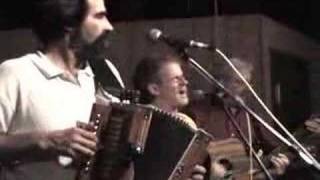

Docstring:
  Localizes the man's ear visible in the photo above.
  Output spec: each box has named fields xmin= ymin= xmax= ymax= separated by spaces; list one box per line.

xmin=63 ymin=27 xmax=73 ymax=43
xmin=147 ymin=83 xmax=160 ymax=96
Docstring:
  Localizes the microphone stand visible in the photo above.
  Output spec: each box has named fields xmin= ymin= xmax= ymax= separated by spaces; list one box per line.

xmin=181 ymin=48 xmax=320 ymax=171
xmin=181 ymin=52 xmax=274 ymax=179
xmin=223 ymin=104 xmax=274 ymax=180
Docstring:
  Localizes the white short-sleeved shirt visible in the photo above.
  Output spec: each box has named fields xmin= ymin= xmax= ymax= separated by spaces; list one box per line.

xmin=0 ymin=52 xmax=96 ymax=180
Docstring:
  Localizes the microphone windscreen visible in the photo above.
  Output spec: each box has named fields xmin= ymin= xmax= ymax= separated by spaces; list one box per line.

xmin=189 ymin=89 xmax=207 ymax=101
xmin=148 ymin=28 xmax=162 ymax=41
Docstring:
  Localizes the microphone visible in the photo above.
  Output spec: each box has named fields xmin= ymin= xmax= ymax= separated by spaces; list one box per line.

xmin=189 ymin=89 xmax=215 ymax=102
xmin=190 ymin=89 xmax=226 ymax=100
xmin=148 ymin=28 xmax=212 ymax=49
xmin=189 ymin=89 xmax=208 ymax=100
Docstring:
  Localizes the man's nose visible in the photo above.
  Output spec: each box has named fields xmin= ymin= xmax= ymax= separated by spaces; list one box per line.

xmin=104 ymin=18 xmax=114 ymax=31
xmin=181 ymin=77 xmax=188 ymax=85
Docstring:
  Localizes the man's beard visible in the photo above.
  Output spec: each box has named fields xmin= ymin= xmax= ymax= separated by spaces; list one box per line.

xmin=71 ymin=30 xmax=119 ymax=89
xmin=71 ymin=30 xmax=112 ymax=66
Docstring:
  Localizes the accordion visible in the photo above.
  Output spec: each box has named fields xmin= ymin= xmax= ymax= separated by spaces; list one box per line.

xmin=77 ymin=102 xmax=213 ymax=180
xmin=134 ymin=107 xmax=213 ymax=180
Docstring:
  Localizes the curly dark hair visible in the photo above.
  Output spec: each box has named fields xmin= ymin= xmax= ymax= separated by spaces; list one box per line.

xmin=31 ymin=0 xmax=88 ymax=45
xmin=133 ymin=52 xmax=183 ymax=104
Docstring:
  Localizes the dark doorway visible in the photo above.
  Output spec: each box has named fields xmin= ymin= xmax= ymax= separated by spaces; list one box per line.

xmin=271 ymin=50 xmax=310 ymax=131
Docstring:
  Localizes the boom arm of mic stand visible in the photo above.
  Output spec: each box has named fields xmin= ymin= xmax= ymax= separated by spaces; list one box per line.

xmin=235 ymin=96 xmax=320 ymax=169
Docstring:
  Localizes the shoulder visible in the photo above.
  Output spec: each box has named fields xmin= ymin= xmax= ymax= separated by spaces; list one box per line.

xmin=0 ymin=53 xmax=39 ymax=80
xmin=176 ymin=112 xmax=198 ymax=131
xmin=0 ymin=53 xmax=39 ymax=77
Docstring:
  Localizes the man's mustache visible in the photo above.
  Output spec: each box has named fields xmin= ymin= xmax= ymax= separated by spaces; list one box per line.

xmin=91 ymin=30 xmax=113 ymax=50
xmin=84 ymin=30 xmax=113 ymax=59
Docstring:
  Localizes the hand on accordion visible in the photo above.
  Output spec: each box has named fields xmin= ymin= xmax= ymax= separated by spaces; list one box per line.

xmin=42 ymin=121 xmax=98 ymax=161
xmin=305 ymin=117 xmax=320 ymax=134
xmin=188 ymin=164 xmax=207 ymax=180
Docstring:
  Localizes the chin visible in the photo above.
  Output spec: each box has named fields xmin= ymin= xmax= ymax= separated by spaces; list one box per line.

xmin=178 ymin=99 xmax=189 ymax=107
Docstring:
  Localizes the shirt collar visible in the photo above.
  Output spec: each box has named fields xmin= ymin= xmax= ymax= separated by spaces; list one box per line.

xmin=32 ymin=51 xmax=94 ymax=79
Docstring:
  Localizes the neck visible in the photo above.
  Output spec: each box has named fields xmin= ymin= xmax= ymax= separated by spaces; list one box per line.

xmin=43 ymin=40 xmax=82 ymax=75
xmin=152 ymin=100 xmax=179 ymax=113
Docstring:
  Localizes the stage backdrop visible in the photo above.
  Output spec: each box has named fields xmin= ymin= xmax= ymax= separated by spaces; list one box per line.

xmin=1 ymin=14 xmax=320 ymax=129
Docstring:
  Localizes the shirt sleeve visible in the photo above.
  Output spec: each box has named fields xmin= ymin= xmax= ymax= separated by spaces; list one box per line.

xmin=0 ymin=61 xmax=20 ymax=133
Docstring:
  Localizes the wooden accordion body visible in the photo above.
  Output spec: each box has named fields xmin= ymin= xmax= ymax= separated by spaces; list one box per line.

xmin=77 ymin=102 xmax=213 ymax=180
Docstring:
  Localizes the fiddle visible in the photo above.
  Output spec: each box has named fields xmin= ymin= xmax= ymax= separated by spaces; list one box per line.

xmin=207 ymin=129 xmax=319 ymax=180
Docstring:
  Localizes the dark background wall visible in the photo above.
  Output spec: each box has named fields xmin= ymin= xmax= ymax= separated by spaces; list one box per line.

xmin=1 ymin=0 xmax=320 ymax=41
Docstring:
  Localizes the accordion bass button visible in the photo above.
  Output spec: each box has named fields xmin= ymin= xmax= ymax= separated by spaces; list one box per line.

xmin=135 ymin=146 xmax=142 ymax=154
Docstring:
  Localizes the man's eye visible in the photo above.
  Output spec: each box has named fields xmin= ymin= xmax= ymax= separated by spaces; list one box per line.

xmin=95 ymin=12 xmax=107 ymax=19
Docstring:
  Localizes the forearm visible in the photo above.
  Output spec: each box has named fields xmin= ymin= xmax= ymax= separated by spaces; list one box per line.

xmin=0 ymin=132 xmax=54 ymax=162
xmin=0 ymin=125 xmax=98 ymax=164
